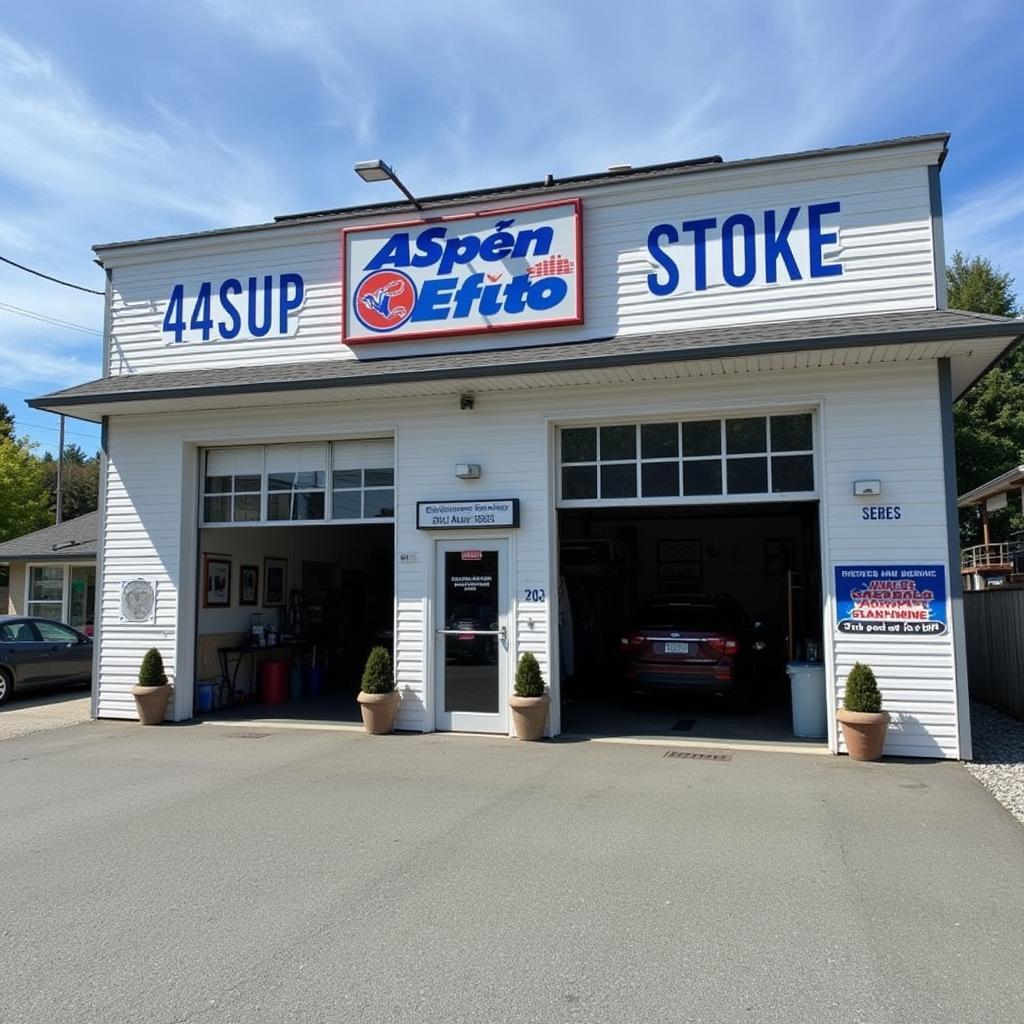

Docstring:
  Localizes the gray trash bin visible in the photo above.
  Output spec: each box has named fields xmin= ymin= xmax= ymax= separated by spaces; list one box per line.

xmin=787 ymin=661 xmax=828 ymax=738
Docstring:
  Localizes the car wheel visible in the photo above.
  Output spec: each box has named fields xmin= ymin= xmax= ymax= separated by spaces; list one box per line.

xmin=0 ymin=668 xmax=12 ymax=706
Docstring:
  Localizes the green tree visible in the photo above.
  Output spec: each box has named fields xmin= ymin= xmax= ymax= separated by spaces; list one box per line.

xmin=0 ymin=402 xmax=14 ymax=441
xmin=0 ymin=437 xmax=50 ymax=542
xmin=950 ymin=252 xmax=1023 ymax=545
xmin=40 ymin=446 xmax=100 ymax=522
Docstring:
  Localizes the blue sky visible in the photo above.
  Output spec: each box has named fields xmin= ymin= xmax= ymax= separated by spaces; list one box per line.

xmin=2 ymin=0 xmax=1023 ymax=455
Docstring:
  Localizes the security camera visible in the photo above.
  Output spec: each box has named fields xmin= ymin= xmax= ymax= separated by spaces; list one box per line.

xmin=459 ymin=394 xmax=475 ymax=411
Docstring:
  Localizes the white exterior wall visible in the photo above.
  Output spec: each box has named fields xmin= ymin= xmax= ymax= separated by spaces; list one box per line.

xmin=94 ymin=359 xmax=962 ymax=757
xmin=101 ymin=145 xmax=941 ymax=376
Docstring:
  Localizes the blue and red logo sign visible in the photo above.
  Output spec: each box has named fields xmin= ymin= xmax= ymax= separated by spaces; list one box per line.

xmin=353 ymin=269 xmax=417 ymax=333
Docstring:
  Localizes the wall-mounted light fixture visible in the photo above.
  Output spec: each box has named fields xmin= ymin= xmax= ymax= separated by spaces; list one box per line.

xmin=353 ymin=159 xmax=422 ymax=209
xmin=853 ymin=479 xmax=882 ymax=497
xmin=455 ymin=464 xmax=481 ymax=480
xmin=459 ymin=394 xmax=475 ymax=411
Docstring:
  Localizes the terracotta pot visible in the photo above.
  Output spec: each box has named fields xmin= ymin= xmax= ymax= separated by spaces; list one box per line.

xmin=510 ymin=693 xmax=550 ymax=741
xmin=131 ymin=683 xmax=172 ymax=725
xmin=837 ymin=708 xmax=890 ymax=761
xmin=357 ymin=689 xmax=400 ymax=734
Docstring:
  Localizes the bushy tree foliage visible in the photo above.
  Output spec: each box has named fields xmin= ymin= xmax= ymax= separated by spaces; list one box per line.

xmin=514 ymin=652 xmax=545 ymax=698
xmin=0 ymin=437 xmax=50 ymax=542
xmin=949 ymin=252 xmax=1022 ymax=544
xmin=843 ymin=662 xmax=883 ymax=714
xmin=138 ymin=648 xmax=168 ymax=686
xmin=361 ymin=646 xmax=395 ymax=693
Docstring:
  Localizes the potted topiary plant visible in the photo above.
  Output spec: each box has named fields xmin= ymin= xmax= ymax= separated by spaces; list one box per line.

xmin=836 ymin=662 xmax=890 ymax=760
xmin=357 ymin=646 xmax=400 ymax=735
xmin=509 ymin=651 xmax=549 ymax=741
xmin=132 ymin=647 xmax=172 ymax=725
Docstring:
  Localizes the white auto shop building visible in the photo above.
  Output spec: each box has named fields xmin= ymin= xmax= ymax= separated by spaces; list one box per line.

xmin=30 ymin=133 xmax=1024 ymax=758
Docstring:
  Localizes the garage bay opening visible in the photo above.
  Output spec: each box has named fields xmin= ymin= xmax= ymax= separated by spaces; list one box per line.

xmin=556 ymin=415 xmax=825 ymax=746
xmin=193 ymin=440 xmax=395 ymax=724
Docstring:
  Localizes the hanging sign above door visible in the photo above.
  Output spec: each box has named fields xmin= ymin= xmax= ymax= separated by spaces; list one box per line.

xmin=417 ymin=499 xmax=520 ymax=529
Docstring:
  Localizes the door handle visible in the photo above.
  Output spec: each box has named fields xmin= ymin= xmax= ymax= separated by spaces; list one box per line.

xmin=500 ymin=626 xmax=508 ymax=645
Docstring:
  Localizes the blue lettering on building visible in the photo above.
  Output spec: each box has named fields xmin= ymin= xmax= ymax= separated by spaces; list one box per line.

xmin=162 ymin=273 xmax=304 ymax=344
xmin=646 ymin=202 xmax=842 ymax=296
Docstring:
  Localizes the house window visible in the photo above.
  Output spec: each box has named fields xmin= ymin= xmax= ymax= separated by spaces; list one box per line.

xmin=559 ymin=412 xmax=814 ymax=503
xmin=27 ymin=566 xmax=65 ymax=621
xmin=203 ymin=447 xmax=262 ymax=523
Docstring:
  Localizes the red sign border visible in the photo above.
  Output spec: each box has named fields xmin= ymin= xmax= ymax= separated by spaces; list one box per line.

xmin=342 ymin=197 xmax=584 ymax=345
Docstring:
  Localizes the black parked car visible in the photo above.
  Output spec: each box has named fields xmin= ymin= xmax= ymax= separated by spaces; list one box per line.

xmin=0 ymin=616 xmax=93 ymax=705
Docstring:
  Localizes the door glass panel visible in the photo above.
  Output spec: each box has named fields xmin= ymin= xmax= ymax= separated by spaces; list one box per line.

xmin=443 ymin=549 xmax=499 ymax=714
xmin=68 ymin=566 xmax=95 ymax=632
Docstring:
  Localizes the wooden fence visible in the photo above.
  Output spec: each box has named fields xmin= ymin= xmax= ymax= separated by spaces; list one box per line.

xmin=963 ymin=588 xmax=1024 ymax=720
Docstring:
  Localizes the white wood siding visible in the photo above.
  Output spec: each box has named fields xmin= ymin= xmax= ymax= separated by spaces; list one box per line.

xmin=93 ymin=358 xmax=960 ymax=757
xmin=101 ymin=150 xmax=939 ymax=376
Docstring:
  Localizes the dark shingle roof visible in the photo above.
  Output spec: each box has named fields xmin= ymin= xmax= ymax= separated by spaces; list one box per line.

xmin=0 ymin=512 xmax=98 ymax=562
xmin=26 ymin=309 xmax=1024 ymax=411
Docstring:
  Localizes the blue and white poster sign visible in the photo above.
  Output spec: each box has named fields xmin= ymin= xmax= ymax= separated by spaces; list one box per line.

xmin=834 ymin=565 xmax=947 ymax=636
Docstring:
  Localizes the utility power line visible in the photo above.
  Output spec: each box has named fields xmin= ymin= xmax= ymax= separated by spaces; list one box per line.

xmin=0 ymin=255 xmax=105 ymax=295
xmin=0 ymin=301 xmax=103 ymax=336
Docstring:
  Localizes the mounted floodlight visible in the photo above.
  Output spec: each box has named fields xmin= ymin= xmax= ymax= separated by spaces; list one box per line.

xmin=353 ymin=159 xmax=422 ymax=208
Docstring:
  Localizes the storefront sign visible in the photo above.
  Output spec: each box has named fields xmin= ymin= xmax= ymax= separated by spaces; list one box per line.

xmin=344 ymin=200 xmax=582 ymax=344
xmin=834 ymin=565 xmax=947 ymax=636
xmin=417 ymin=499 xmax=520 ymax=529
xmin=646 ymin=202 xmax=843 ymax=297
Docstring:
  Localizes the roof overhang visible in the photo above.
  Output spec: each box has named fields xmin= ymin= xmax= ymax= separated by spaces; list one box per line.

xmin=28 ymin=312 xmax=1024 ymax=424
xmin=959 ymin=466 xmax=1024 ymax=507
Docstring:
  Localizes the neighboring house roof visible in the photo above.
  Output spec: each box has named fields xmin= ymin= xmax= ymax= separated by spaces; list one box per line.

xmin=26 ymin=308 xmax=1024 ymax=412
xmin=0 ymin=512 xmax=98 ymax=562
xmin=959 ymin=466 xmax=1024 ymax=507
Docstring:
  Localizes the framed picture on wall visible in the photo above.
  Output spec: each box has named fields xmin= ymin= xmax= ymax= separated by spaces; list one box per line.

xmin=264 ymin=557 xmax=287 ymax=607
xmin=658 ymin=539 xmax=702 ymax=563
xmin=203 ymin=554 xmax=231 ymax=608
xmin=239 ymin=564 xmax=259 ymax=606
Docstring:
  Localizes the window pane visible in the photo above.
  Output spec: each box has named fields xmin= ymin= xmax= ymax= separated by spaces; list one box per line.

xmin=682 ymin=420 xmax=721 ymax=457
xmin=640 ymin=422 xmax=678 ymax=459
xmin=770 ymin=414 xmax=813 ymax=452
xmin=562 ymin=465 xmax=597 ymax=499
xmin=267 ymin=472 xmax=295 ymax=491
xmin=204 ymin=496 xmax=231 ymax=522
xmin=364 ymin=489 xmax=395 ymax=518
xmin=332 ymin=469 xmax=362 ymax=489
xmin=233 ymin=495 xmax=261 ymax=521
xmin=332 ymin=490 xmax=361 ymax=519
xmin=641 ymin=462 xmax=680 ymax=497
xmin=205 ymin=475 xmax=232 ymax=494
xmin=235 ymin=475 xmax=261 ymax=493
xmin=683 ymin=460 xmax=722 ymax=496
xmin=36 ymin=621 xmax=79 ymax=642
xmin=561 ymin=428 xmax=596 ymax=464
xmin=726 ymin=418 xmax=767 ymax=454
xmin=365 ymin=468 xmax=394 ymax=487
xmin=30 ymin=568 xmax=64 ymax=602
xmin=294 ymin=492 xmax=324 ymax=520
xmin=600 ymin=425 xmax=636 ymax=461
xmin=727 ymin=456 xmax=768 ymax=493
xmin=28 ymin=603 xmax=63 ymax=621
xmin=600 ymin=463 xmax=637 ymax=499
xmin=772 ymin=455 xmax=814 ymax=492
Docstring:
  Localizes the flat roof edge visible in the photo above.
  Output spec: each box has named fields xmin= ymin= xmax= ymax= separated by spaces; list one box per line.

xmin=91 ymin=132 xmax=950 ymax=257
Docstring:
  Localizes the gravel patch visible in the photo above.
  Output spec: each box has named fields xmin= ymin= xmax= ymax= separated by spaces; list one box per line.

xmin=965 ymin=700 xmax=1024 ymax=826
xmin=0 ymin=691 xmax=92 ymax=741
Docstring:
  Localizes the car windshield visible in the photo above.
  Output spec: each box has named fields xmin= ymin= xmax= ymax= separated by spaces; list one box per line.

xmin=639 ymin=602 xmax=730 ymax=630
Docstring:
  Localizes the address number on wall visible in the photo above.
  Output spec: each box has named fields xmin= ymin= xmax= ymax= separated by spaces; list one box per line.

xmin=523 ymin=588 xmax=546 ymax=602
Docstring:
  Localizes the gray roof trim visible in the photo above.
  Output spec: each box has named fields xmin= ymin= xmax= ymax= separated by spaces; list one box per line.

xmin=27 ymin=310 xmax=1023 ymax=412
xmin=958 ymin=464 xmax=1024 ymax=506
xmin=92 ymin=133 xmax=950 ymax=256
xmin=0 ymin=511 xmax=99 ymax=561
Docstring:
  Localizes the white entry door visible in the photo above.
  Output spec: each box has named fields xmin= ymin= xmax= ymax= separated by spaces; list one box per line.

xmin=434 ymin=539 xmax=510 ymax=733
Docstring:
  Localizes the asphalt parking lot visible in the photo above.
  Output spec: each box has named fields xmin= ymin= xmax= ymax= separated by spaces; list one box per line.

xmin=0 ymin=687 xmax=91 ymax=740
xmin=2 ymin=722 xmax=1023 ymax=1024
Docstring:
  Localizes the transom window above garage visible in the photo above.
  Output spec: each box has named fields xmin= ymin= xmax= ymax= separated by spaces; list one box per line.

xmin=558 ymin=413 xmax=814 ymax=504
xmin=202 ymin=439 xmax=395 ymax=525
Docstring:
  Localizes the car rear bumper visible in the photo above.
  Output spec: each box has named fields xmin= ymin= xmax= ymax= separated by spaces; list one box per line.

xmin=625 ymin=662 xmax=737 ymax=692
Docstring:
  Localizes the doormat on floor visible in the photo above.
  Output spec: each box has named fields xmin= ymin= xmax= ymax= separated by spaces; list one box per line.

xmin=672 ymin=719 xmax=697 ymax=731
xmin=663 ymin=749 xmax=732 ymax=762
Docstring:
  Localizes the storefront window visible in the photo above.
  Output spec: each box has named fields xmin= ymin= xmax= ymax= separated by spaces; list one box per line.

xmin=331 ymin=440 xmax=395 ymax=520
xmin=266 ymin=444 xmax=328 ymax=522
xmin=203 ymin=447 xmax=262 ymax=523
xmin=559 ymin=412 xmax=814 ymax=503
xmin=28 ymin=566 xmax=65 ymax=621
